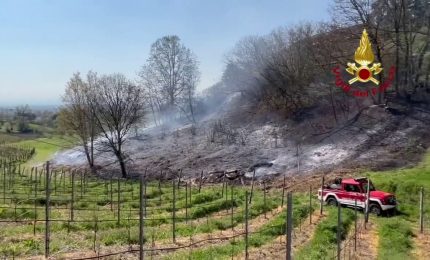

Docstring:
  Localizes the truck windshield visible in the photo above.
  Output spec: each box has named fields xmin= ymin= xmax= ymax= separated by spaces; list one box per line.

xmin=361 ymin=182 xmax=375 ymax=192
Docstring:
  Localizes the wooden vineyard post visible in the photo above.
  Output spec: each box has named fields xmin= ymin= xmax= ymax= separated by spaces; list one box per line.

xmin=104 ymin=179 xmax=108 ymax=196
xmin=139 ymin=176 xmax=145 ymax=260
xmin=130 ymin=179 xmax=134 ymax=200
xmin=263 ymin=181 xmax=267 ymax=219
xmin=80 ymin=171 xmax=83 ymax=199
xmin=71 ymin=170 xmax=75 ymax=222
xmin=158 ymin=178 xmax=162 ymax=206
xmin=249 ymin=169 xmax=255 ymax=204
xmin=309 ymin=185 xmax=312 ymax=224
xmin=93 ymin=215 xmax=98 ymax=253
xmin=35 ymin=167 xmax=38 ymax=200
xmin=54 ymin=170 xmax=57 ymax=195
xmin=45 ymin=161 xmax=51 ymax=259
xmin=337 ymin=201 xmax=341 ymax=260
xmin=84 ymin=169 xmax=87 ymax=194
xmin=281 ymin=175 xmax=286 ymax=207
xmin=286 ymin=192 xmax=292 ymax=260
xmin=117 ymin=178 xmax=121 ymax=225
xmin=365 ymin=178 xmax=370 ymax=226
xmin=177 ymin=169 xmax=182 ymax=196
xmin=231 ymin=184 xmax=234 ymax=259
xmin=189 ymin=180 xmax=192 ymax=209
xmin=185 ymin=182 xmax=188 ymax=223
xmin=320 ymin=176 xmax=324 ymax=215
xmin=3 ymin=163 xmax=6 ymax=203
xmin=231 ymin=184 xmax=234 ymax=228
xmin=420 ymin=187 xmax=424 ymax=233
xmin=221 ymin=175 xmax=225 ymax=198
xmin=110 ymin=178 xmax=113 ymax=211
xmin=33 ymin=194 xmax=37 ymax=235
xmin=62 ymin=168 xmax=66 ymax=193
xmin=144 ymin=172 xmax=147 ymax=217
xmin=198 ymin=171 xmax=203 ymax=193
xmin=245 ymin=191 xmax=249 ymax=260
xmin=354 ymin=199 xmax=357 ymax=251
xmin=172 ymin=178 xmax=176 ymax=243
xmin=40 ymin=168 xmax=44 ymax=192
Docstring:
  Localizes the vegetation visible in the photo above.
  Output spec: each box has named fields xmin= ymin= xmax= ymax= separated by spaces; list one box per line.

xmin=59 ymin=72 xmax=146 ymax=177
xmin=167 ymin=194 xmax=313 ymax=260
xmin=361 ymin=151 xmax=430 ymax=259
xmin=139 ymin=35 xmax=200 ymax=125
xmin=377 ymin=217 xmax=414 ymax=260
xmin=295 ymin=207 xmax=356 ymax=259
xmin=0 ymin=154 xmax=286 ymax=258
xmin=209 ymin=0 xmax=430 ymax=124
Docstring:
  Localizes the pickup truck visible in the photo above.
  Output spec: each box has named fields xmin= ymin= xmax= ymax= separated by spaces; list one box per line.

xmin=317 ymin=177 xmax=396 ymax=215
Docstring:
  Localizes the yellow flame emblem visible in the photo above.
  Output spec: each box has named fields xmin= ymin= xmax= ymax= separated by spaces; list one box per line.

xmin=346 ymin=29 xmax=382 ymax=85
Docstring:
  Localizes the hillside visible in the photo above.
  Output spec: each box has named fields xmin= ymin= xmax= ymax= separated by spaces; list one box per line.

xmin=52 ymin=93 xmax=430 ymax=183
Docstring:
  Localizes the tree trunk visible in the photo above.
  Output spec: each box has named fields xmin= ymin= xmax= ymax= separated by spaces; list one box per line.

xmin=83 ymin=143 xmax=95 ymax=172
xmin=188 ymin=88 xmax=195 ymax=123
xmin=118 ymin=156 xmax=127 ymax=178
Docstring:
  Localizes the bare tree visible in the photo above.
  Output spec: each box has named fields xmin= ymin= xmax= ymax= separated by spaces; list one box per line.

xmin=91 ymin=73 xmax=145 ymax=178
xmin=223 ymin=25 xmax=320 ymax=114
xmin=59 ymin=72 xmax=97 ymax=171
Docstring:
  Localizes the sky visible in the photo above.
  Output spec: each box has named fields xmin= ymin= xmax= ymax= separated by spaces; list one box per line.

xmin=0 ymin=0 xmax=330 ymax=106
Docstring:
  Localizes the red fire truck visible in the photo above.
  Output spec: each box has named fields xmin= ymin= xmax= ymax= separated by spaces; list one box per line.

xmin=317 ymin=177 xmax=397 ymax=215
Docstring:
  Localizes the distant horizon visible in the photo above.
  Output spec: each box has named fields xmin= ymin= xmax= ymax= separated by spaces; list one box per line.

xmin=0 ymin=104 xmax=59 ymax=111
xmin=0 ymin=0 xmax=330 ymax=106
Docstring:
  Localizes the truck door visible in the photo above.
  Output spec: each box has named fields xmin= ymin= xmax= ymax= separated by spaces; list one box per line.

xmin=344 ymin=184 xmax=364 ymax=207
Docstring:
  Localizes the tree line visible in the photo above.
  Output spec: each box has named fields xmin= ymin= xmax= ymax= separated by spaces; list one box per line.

xmin=0 ymin=105 xmax=56 ymax=134
xmin=219 ymin=0 xmax=430 ymax=120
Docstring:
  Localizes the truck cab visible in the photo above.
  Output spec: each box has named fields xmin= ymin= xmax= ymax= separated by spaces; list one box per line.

xmin=317 ymin=177 xmax=396 ymax=215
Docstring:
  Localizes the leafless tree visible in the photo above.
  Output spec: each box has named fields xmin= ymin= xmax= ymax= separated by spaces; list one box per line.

xmin=223 ymin=24 xmax=321 ymax=115
xmin=59 ymin=72 xmax=97 ymax=171
xmin=91 ymin=73 xmax=145 ymax=178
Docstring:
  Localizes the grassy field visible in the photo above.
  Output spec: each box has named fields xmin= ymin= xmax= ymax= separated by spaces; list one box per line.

xmin=363 ymin=152 xmax=430 ymax=259
xmin=0 ymin=162 xmax=290 ymax=258
xmin=295 ymin=206 xmax=356 ymax=259
xmin=17 ymin=136 xmax=76 ymax=167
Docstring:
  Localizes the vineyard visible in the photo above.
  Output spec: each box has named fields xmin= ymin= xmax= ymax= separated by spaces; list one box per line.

xmin=0 ymin=142 xmax=429 ymax=259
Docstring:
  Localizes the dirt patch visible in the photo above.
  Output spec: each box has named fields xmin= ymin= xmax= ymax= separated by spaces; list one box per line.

xmin=412 ymin=231 xmax=430 ymax=260
xmin=341 ymin=217 xmax=379 ymax=260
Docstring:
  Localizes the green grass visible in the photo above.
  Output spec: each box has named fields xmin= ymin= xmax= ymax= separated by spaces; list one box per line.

xmin=295 ymin=206 xmax=356 ymax=260
xmin=166 ymin=194 xmax=312 ymax=260
xmin=362 ymin=150 xmax=430 ymax=259
xmin=366 ymin=151 xmax=430 ymax=221
xmin=377 ymin=217 xmax=414 ymax=260
xmin=17 ymin=136 xmax=76 ymax=167
xmin=0 ymin=163 xmax=279 ymax=258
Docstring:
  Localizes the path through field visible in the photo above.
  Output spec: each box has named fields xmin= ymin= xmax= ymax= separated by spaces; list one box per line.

xmin=344 ymin=219 xmax=379 ymax=260
xmin=412 ymin=231 xmax=430 ymax=260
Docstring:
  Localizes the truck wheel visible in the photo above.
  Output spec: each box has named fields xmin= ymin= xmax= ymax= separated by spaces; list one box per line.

xmin=327 ymin=197 xmax=338 ymax=206
xmin=369 ymin=203 xmax=382 ymax=216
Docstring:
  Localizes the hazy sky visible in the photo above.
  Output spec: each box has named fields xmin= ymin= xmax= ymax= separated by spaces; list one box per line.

xmin=0 ymin=0 xmax=330 ymax=106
